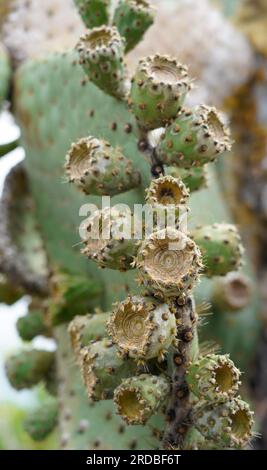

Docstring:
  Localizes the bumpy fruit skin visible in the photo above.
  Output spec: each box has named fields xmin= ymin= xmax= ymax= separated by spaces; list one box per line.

xmin=145 ymin=175 xmax=189 ymax=218
xmin=114 ymin=374 xmax=170 ymax=425
xmin=23 ymin=400 xmax=58 ymax=441
xmin=17 ymin=310 xmax=50 ymax=341
xmin=107 ymin=296 xmax=176 ymax=361
xmin=136 ymin=228 xmax=203 ymax=299
xmin=191 ymin=224 xmax=244 ymax=277
xmin=75 ymin=0 xmax=111 ymax=28
xmin=166 ymin=166 xmax=208 ymax=193
xmin=0 ymin=42 xmax=10 ymax=107
xmin=82 ymin=207 xmax=138 ymax=271
xmin=65 ymin=136 xmax=140 ymax=196
xmin=77 ymin=26 xmax=127 ymax=99
xmin=129 ymin=55 xmax=191 ymax=130
xmin=81 ymin=338 xmax=136 ymax=401
xmin=187 ymin=354 xmax=241 ymax=401
xmin=113 ymin=0 xmax=155 ymax=53
xmin=69 ymin=313 xmax=109 ymax=361
xmin=157 ymin=105 xmax=232 ymax=169
xmin=194 ymin=397 xmax=254 ymax=449
xmin=5 ymin=350 xmax=55 ymax=390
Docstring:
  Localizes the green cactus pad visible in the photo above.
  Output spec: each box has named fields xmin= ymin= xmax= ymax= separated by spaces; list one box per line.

xmin=114 ymin=374 xmax=170 ymax=425
xmin=69 ymin=312 xmax=109 ymax=361
xmin=48 ymin=271 xmax=102 ymax=326
xmin=107 ymin=296 xmax=176 ymax=361
xmin=65 ymin=136 xmax=141 ymax=196
xmin=166 ymin=166 xmax=208 ymax=193
xmin=194 ymin=397 xmax=254 ymax=448
xmin=187 ymin=354 xmax=241 ymax=401
xmin=129 ymin=55 xmax=191 ymax=130
xmin=212 ymin=272 xmax=252 ymax=313
xmin=17 ymin=310 xmax=50 ymax=342
xmin=5 ymin=349 xmax=55 ymax=390
xmin=77 ymin=26 xmax=127 ymax=99
xmin=113 ymin=0 xmax=155 ymax=53
xmin=23 ymin=399 xmax=59 ymax=442
xmin=191 ymin=223 xmax=244 ymax=278
xmin=82 ymin=206 xmax=138 ymax=271
xmin=75 ymin=0 xmax=111 ymax=28
xmin=81 ymin=338 xmax=136 ymax=401
xmin=157 ymin=106 xmax=232 ymax=169
xmin=0 ymin=43 xmax=10 ymax=107
xmin=136 ymin=228 xmax=203 ymax=299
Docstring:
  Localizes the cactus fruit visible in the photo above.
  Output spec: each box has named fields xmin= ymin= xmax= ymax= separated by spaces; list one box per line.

xmin=191 ymin=224 xmax=244 ymax=277
xmin=107 ymin=296 xmax=176 ymax=361
xmin=69 ymin=312 xmax=109 ymax=360
xmin=157 ymin=106 xmax=232 ymax=169
xmin=23 ymin=399 xmax=59 ymax=441
xmin=75 ymin=0 xmax=111 ymax=29
xmin=0 ymin=42 xmax=10 ymax=106
xmin=113 ymin=0 xmax=155 ymax=53
xmin=194 ymin=397 xmax=254 ymax=448
xmin=187 ymin=354 xmax=241 ymax=401
xmin=145 ymin=175 xmax=189 ymax=214
xmin=17 ymin=310 xmax=50 ymax=342
xmin=77 ymin=26 xmax=127 ymax=99
xmin=81 ymin=338 xmax=136 ymax=400
xmin=81 ymin=206 xmax=138 ymax=271
xmin=65 ymin=136 xmax=141 ymax=196
xmin=212 ymin=272 xmax=252 ymax=313
xmin=136 ymin=228 xmax=203 ymax=298
xmin=114 ymin=374 xmax=170 ymax=425
xmin=5 ymin=350 xmax=55 ymax=391
xmin=129 ymin=55 xmax=191 ymax=130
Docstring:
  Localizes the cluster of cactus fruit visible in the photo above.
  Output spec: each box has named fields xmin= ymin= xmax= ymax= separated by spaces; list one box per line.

xmin=0 ymin=0 xmax=257 ymax=450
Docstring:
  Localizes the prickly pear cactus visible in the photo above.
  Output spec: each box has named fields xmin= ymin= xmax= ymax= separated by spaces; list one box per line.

xmin=0 ymin=0 xmax=261 ymax=450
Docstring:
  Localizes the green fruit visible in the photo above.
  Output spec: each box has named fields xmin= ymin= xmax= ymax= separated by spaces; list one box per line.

xmin=75 ymin=0 xmax=111 ymax=28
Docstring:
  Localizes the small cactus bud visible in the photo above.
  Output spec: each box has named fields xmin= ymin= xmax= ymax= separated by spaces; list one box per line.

xmin=114 ymin=374 xmax=170 ymax=425
xmin=82 ymin=207 xmax=138 ymax=271
xmin=80 ymin=338 xmax=136 ymax=401
xmin=157 ymin=106 xmax=232 ymax=168
xmin=5 ymin=350 xmax=55 ymax=390
xmin=107 ymin=296 xmax=176 ymax=360
xmin=187 ymin=354 xmax=241 ymax=401
xmin=145 ymin=175 xmax=189 ymax=221
xmin=136 ymin=228 xmax=203 ymax=298
xmin=75 ymin=0 xmax=111 ymax=29
xmin=23 ymin=400 xmax=58 ymax=441
xmin=191 ymin=224 xmax=244 ymax=278
xmin=129 ymin=55 xmax=191 ymax=130
xmin=194 ymin=397 xmax=254 ymax=448
xmin=212 ymin=272 xmax=252 ymax=313
xmin=166 ymin=166 xmax=208 ymax=193
xmin=48 ymin=271 xmax=102 ymax=326
xmin=113 ymin=0 xmax=155 ymax=53
xmin=65 ymin=136 xmax=140 ymax=196
xmin=68 ymin=312 xmax=109 ymax=362
xmin=77 ymin=26 xmax=127 ymax=99
xmin=17 ymin=310 xmax=50 ymax=342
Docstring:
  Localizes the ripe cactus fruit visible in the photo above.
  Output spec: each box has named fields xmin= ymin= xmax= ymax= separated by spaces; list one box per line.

xmin=80 ymin=338 xmax=136 ymax=400
xmin=194 ymin=397 xmax=254 ymax=448
xmin=107 ymin=296 xmax=176 ymax=361
xmin=75 ymin=0 xmax=111 ymax=29
xmin=157 ymin=106 xmax=232 ymax=169
xmin=166 ymin=166 xmax=208 ymax=193
xmin=5 ymin=349 xmax=55 ymax=390
xmin=65 ymin=136 xmax=141 ymax=196
xmin=212 ymin=272 xmax=252 ymax=313
xmin=114 ymin=374 xmax=170 ymax=425
xmin=113 ymin=0 xmax=155 ymax=53
xmin=0 ymin=42 xmax=10 ymax=106
xmin=145 ymin=175 xmax=189 ymax=214
xmin=47 ymin=271 xmax=102 ymax=325
xmin=23 ymin=399 xmax=58 ymax=441
xmin=191 ymin=224 xmax=244 ymax=277
xmin=17 ymin=310 xmax=50 ymax=342
xmin=77 ymin=26 xmax=127 ymax=99
xmin=187 ymin=354 xmax=241 ymax=401
xmin=129 ymin=55 xmax=191 ymax=130
xmin=68 ymin=312 xmax=109 ymax=361
xmin=82 ymin=207 xmax=138 ymax=271
xmin=136 ymin=228 xmax=203 ymax=298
